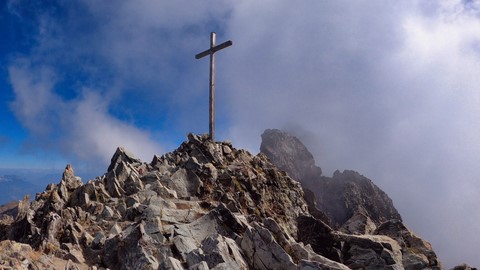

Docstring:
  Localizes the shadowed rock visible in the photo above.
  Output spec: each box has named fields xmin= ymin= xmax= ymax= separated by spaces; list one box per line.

xmin=260 ymin=129 xmax=401 ymax=228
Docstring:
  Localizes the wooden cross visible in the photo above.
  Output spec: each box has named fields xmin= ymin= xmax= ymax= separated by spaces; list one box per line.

xmin=195 ymin=32 xmax=232 ymax=141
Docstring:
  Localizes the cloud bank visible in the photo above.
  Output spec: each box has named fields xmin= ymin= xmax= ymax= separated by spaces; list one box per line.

xmin=8 ymin=59 xmax=162 ymax=170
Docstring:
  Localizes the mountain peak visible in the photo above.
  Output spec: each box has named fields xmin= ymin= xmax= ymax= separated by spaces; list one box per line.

xmin=260 ymin=128 xmax=444 ymax=269
xmin=260 ymin=129 xmax=322 ymax=182
xmin=0 ymin=132 xmax=453 ymax=269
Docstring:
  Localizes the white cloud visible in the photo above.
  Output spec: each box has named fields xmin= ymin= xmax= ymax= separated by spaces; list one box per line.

xmin=8 ymin=60 xmax=60 ymax=136
xmin=68 ymin=90 xmax=163 ymax=163
xmin=8 ymin=60 xmax=162 ymax=170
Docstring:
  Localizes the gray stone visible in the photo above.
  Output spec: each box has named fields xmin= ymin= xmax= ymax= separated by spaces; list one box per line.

xmin=92 ymin=232 xmax=105 ymax=249
xmin=204 ymin=163 xmax=218 ymax=181
xmin=222 ymin=145 xmax=232 ymax=155
xmin=109 ymin=223 xmax=122 ymax=236
xmin=162 ymin=168 xmax=203 ymax=198
xmin=141 ymin=171 xmax=161 ymax=184
xmin=450 ymin=264 xmax=478 ymax=270
xmin=124 ymin=174 xmax=144 ymax=195
xmin=173 ymin=235 xmax=198 ymax=261
xmin=46 ymin=212 xmax=62 ymax=243
xmin=403 ymin=253 xmax=429 ymax=270
xmin=298 ymin=259 xmax=350 ymax=270
xmin=241 ymin=224 xmax=296 ymax=270
xmin=107 ymin=146 xmax=140 ymax=173
xmin=61 ymin=243 xmax=85 ymax=265
xmin=337 ymin=233 xmax=403 ymax=270
xmin=152 ymin=181 xmax=178 ymax=199
xmin=105 ymin=171 xmax=125 ymax=198
xmin=163 ymin=256 xmax=184 ymax=270
xmin=113 ymin=223 xmax=159 ymax=270
xmin=62 ymin=164 xmax=83 ymax=191
xmin=65 ymin=259 xmax=81 ymax=270
xmin=187 ymin=133 xmax=204 ymax=145
xmin=289 ymin=243 xmax=350 ymax=270
xmin=100 ymin=205 xmax=115 ymax=219
xmin=189 ymin=261 xmax=209 ymax=270
xmin=186 ymin=156 xmax=201 ymax=170
xmin=374 ymin=220 xmax=442 ymax=269
xmin=186 ymin=234 xmax=247 ymax=269
xmin=168 ymin=168 xmax=190 ymax=198
xmin=340 ymin=212 xmax=377 ymax=235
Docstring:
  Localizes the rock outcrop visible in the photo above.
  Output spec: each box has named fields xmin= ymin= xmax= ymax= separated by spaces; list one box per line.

xmin=450 ymin=264 xmax=478 ymax=270
xmin=321 ymin=169 xmax=402 ymax=230
xmin=0 ymin=133 xmax=447 ymax=269
xmin=260 ymin=129 xmax=444 ymax=269
xmin=260 ymin=129 xmax=401 ymax=229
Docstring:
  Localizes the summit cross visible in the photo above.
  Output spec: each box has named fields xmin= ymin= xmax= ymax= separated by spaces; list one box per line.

xmin=195 ymin=32 xmax=232 ymax=141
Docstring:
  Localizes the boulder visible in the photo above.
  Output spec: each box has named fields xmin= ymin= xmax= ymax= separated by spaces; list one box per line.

xmin=241 ymin=223 xmax=296 ymax=270
xmin=374 ymin=219 xmax=442 ymax=269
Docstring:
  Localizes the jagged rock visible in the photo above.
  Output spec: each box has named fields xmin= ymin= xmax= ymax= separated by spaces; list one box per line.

xmin=163 ymin=257 xmax=184 ymax=270
xmin=340 ymin=212 xmax=377 ymax=235
xmin=335 ymin=233 xmax=403 ymax=269
xmin=298 ymin=259 xmax=349 ymax=270
xmin=296 ymin=215 xmax=340 ymax=261
xmin=187 ymin=234 xmax=248 ymax=269
xmin=0 ymin=240 xmax=84 ymax=269
xmin=260 ymin=129 xmax=322 ymax=182
xmin=302 ymin=188 xmax=331 ymax=226
xmin=103 ymin=222 xmax=159 ymax=270
xmin=260 ymin=129 xmax=449 ymax=268
xmin=173 ymin=235 xmax=198 ymax=261
xmin=189 ymin=261 xmax=209 ymax=270
xmin=61 ymin=243 xmax=85 ymax=264
xmin=241 ymin=223 xmax=296 ymax=270
xmin=61 ymin=164 xmax=83 ymax=191
xmin=104 ymin=170 xmax=126 ymax=198
xmin=260 ymin=129 xmax=402 ymax=229
xmin=108 ymin=146 xmax=141 ymax=172
xmin=318 ymin=170 xmax=402 ymax=228
xmin=0 ymin=133 xmax=451 ymax=270
xmin=374 ymin=219 xmax=443 ymax=269
xmin=163 ymin=168 xmax=202 ymax=198
xmin=450 ymin=264 xmax=478 ymax=270
xmin=0 ymin=200 xmax=19 ymax=220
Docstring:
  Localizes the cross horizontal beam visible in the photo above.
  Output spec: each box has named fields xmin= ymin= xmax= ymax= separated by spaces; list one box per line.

xmin=195 ymin=40 xmax=233 ymax=59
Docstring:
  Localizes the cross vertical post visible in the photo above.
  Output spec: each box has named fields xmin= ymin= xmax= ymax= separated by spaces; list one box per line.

xmin=195 ymin=32 xmax=232 ymax=141
xmin=209 ymin=32 xmax=216 ymax=141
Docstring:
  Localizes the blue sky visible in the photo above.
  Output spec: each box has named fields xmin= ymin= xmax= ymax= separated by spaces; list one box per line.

xmin=1 ymin=0 xmax=480 ymax=267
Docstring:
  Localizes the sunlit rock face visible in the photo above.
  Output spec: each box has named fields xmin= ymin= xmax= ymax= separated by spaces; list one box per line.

xmin=0 ymin=133 xmax=444 ymax=269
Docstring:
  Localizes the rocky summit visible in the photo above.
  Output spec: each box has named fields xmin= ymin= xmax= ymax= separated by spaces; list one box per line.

xmin=260 ymin=129 xmax=447 ymax=269
xmin=260 ymin=129 xmax=402 ymax=230
xmin=0 ymin=133 xmax=460 ymax=269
